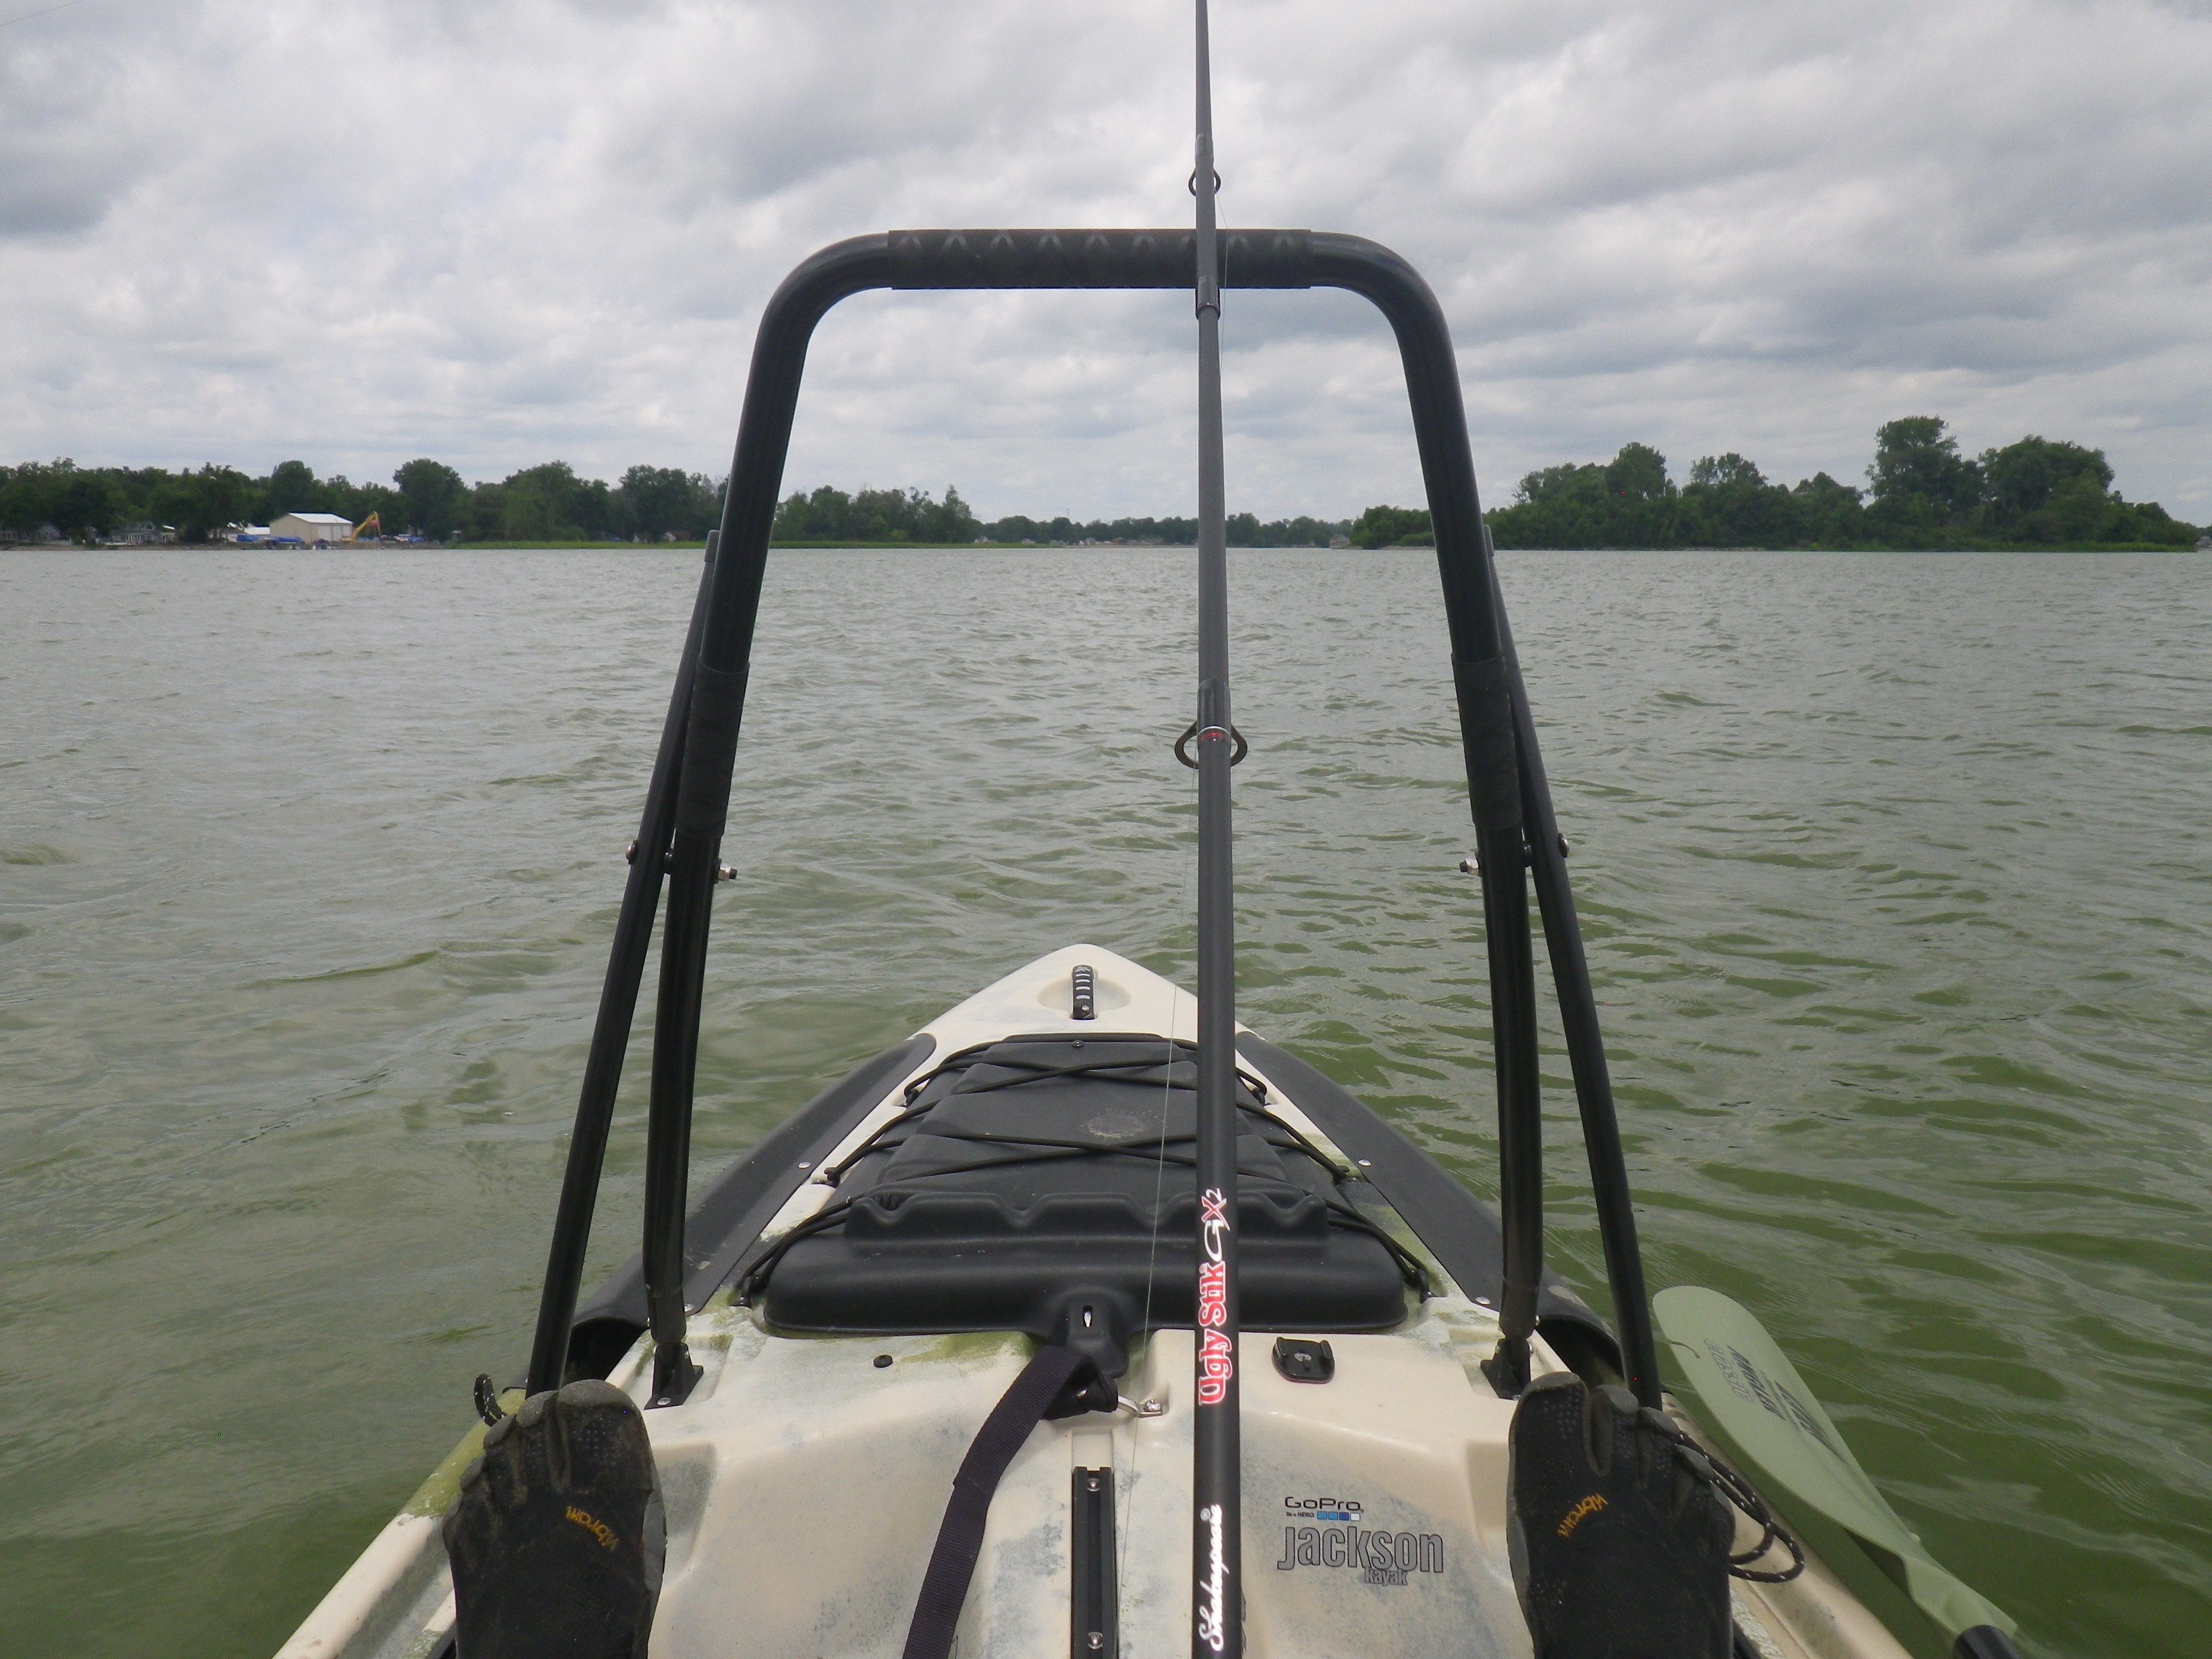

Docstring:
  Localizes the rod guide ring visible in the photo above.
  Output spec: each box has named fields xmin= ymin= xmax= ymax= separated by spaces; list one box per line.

xmin=1173 ymin=721 xmax=1248 ymax=768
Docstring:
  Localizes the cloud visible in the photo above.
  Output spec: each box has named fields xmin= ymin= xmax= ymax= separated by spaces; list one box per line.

xmin=3 ymin=0 xmax=2208 ymax=517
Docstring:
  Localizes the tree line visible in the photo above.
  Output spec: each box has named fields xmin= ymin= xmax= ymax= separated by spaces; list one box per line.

xmin=769 ymin=484 xmax=1351 ymax=547
xmin=0 ymin=458 xmax=725 ymax=545
xmin=4 ymin=415 xmax=2196 ymax=549
xmin=1479 ymin=417 xmax=2199 ymax=549
xmin=0 ymin=458 xmax=1352 ymax=547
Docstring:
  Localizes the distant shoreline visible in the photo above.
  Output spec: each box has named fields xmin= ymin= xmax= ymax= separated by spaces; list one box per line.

xmin=6 ymin=539 xmax=2204 ymax=555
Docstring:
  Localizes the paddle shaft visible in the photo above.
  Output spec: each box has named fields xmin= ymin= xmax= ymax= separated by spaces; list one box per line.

xmin=1189 ymin=4 xmax=1242 ymax=1655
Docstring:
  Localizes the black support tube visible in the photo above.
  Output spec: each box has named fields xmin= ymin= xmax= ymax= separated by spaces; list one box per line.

xmin=524 ymin=534 xmax=718 ymax=1398
xmin=633 ymin=241 xmax=890 ymax=1406
xmin=1302 ymin=232 xmax=1549 ymax=1394
xmin=1489 ymin=555 xmax=1663 ymax=1407
xmin=626 ymin=225 xmax=1572 ymax=1417
xmin=1305 ymin=235 xmax=1511 ymax=683
xmin=1473 ymin=824 xmax=1544 ymax=1397
xmin=641 ymin=652 xmax=743 ymax=1407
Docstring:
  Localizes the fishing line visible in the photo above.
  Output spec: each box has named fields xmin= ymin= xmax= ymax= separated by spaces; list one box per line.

xmin=0 ymin=0 xmax=101 ymax=28
xmin=1123 ymin=585 xmax=1205 ymax=1601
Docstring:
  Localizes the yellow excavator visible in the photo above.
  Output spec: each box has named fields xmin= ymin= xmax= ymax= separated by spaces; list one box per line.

xmin=352 ymin=513 xmax=382 ymax=542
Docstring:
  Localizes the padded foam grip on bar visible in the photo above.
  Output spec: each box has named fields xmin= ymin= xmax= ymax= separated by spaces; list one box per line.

xmin=889 ymin=227 xmax=1312 ymax=290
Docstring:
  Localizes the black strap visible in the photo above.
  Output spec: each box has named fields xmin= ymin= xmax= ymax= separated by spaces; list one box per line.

xmin=902 ymin=1343 xmax=1093 ymax=1659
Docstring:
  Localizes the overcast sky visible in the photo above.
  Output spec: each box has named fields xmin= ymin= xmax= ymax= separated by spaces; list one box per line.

xmin=6 ymin=0 xmax=2208 ymax=521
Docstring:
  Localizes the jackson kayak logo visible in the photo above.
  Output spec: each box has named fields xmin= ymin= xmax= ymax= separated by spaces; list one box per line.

xmin=1196 ymin=1187 xmax=1234 ymax=1406
xmin=1276 ymin=1497 xmax=1445 ymax=1585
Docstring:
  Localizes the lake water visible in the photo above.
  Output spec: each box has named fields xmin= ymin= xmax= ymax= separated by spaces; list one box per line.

xmin=3 ymin=547 xmax=2206 ymax=1658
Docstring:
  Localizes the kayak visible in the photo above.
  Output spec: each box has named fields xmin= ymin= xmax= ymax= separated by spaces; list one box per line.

xmin=273 ymin=11 xmax=2029 ymax=1651
xmin=278 ymin=946 xmax=1925 ymax=1659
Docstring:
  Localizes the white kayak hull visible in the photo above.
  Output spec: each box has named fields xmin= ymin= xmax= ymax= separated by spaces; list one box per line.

xmin=278 ymin=946 xmax=1911 ymax=1659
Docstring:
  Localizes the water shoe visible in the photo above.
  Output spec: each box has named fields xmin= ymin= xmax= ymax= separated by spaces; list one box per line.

xmin=442 ymin=1379 xmax=664 ymax=1659
xmin=1507 ymin=1371 xmax=1733 ymax=1659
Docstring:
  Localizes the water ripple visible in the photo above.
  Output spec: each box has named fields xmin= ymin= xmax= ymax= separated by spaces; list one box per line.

xmin=1 ymin=547 xmax=2206 ymax=1656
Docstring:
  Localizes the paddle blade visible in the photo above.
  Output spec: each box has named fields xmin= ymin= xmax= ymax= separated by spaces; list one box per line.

xmin=1652 ymin=1286 xmax=2014 ymax=1645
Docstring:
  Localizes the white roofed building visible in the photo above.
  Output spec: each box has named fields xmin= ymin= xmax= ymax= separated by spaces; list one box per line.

xmin=272 ymin=512 xmax=355 ymax=544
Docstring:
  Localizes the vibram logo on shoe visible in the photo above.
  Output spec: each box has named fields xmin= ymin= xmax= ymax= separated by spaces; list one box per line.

xmin=1556 ymin=1494 xmax=1607 ymax=1538
xmin=564 ymin=1506 xmax=619 ymax=1550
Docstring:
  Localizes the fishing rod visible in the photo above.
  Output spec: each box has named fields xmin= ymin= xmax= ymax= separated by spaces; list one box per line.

xmin=1187 ymin=4 xmax=1242 ymax=1656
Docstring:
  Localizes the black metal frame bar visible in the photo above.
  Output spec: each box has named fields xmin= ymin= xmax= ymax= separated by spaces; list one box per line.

xmin=523 ymin=534 xmax=717 ymax=1398
xmin=524 ymin=223 xmax=1663 ymax=1414
xmin=1489 ymin=554 xmax=1662 ymax=1405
